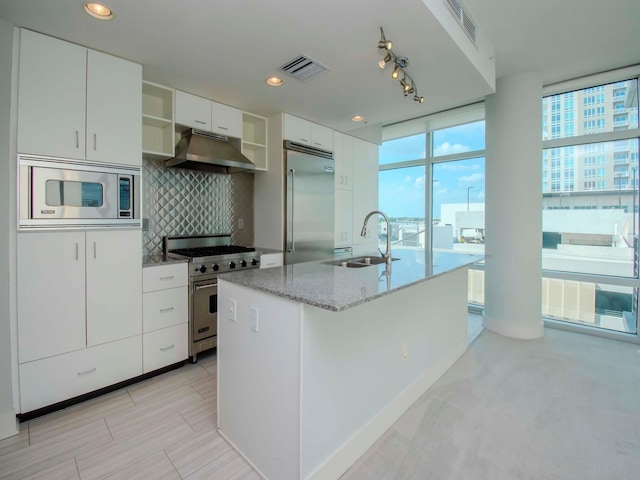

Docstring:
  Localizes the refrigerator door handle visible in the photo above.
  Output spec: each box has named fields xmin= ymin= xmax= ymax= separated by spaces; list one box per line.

xmin=288 ymin=168 xmax=296 ymax=253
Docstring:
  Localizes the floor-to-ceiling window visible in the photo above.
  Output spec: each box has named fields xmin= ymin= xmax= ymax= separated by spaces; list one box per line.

xmin=542 ymin=76 xmax=640 ymax=335
xmin=378 ymin=105 xmax=486 ymax=306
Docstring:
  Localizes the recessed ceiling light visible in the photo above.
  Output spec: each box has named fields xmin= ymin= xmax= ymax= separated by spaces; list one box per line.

xmin=84 ymin=3 xmax=114 ymax=20
xmin=351 ymin=115 xmax=365 ymax=122
xmin=265 ymin=77 xmax=284 ymax=87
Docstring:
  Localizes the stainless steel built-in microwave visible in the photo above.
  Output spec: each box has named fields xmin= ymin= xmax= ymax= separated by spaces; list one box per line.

xmin=19 ymin=155 xmax=141 ymax=229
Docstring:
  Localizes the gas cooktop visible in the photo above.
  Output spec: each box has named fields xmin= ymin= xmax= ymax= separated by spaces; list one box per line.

xmin=163 ymin=234 xmax=261 ymax=277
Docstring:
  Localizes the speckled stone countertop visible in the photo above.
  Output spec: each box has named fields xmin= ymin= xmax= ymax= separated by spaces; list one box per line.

xmin=218 ymin=248 xmax=484 ymax=312
xmin=142 ymin=255 xmax=189 ymax=268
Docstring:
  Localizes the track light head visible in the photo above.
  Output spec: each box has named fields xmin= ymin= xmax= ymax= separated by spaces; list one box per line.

xmin=377 ymin=27 xmax=424 ymax=105
xmin=378 ymin=28 xmax=393 ymax=51
xmin=378 ymin=53 xmax=392 ymax=69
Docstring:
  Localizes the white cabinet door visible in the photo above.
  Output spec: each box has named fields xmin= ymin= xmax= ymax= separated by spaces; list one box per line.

xmin=352 ymin=139 xmax=379 ymax=252
xmin=143 ymin=324 xmax=188 ymax=373
xmin=20 ymin=336 xmax=142 ymax=413
xmin=283 ymin=114 xmax=311 ymax=145
xmin=175 ymin=90 xmax=212 ymax=130
xmin=86 ymin=230 xmax=142 ymax=346
xmin=334 ymin=132 xmax=353 ymax=190
xmin=311 ymin=123 xmax=334 ymax=151
xmin=86 ymin=50 xmax=142 ymax=166
xmin=17 ymin=29 xmax=87 ymax=159
xmin=17 ymin=232 xmax=86 ymax=363
xmin=335 ymin=189 xmax=353 ymax=247
xmin=211 ymin=101 xmax=243 ymax=138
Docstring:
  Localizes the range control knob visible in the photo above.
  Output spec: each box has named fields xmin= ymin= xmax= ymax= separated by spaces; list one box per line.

xmin=212 ymin=264 xmax=220 ymax=272
xmin=251 ymin=258 xmax=259 ymax=266
xmin=197 ymin=265 xmax=207 ymax=274
xmin=229 ymin=261 xmax=236 ymax=269
xmin=240 ymin=260 xmax=247 ymax=267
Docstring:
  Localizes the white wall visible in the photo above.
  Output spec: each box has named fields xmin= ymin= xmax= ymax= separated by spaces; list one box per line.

xmin=0 ymin=18 xmax=18 ymax=440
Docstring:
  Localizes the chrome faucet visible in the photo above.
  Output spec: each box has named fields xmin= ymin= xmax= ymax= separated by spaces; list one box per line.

xmin=361 ymin=210 xmax=392 ymax=265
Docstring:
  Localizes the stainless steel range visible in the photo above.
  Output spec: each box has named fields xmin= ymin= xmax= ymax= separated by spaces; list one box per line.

xmin=163 ymin=234 xmax=261 ymax=362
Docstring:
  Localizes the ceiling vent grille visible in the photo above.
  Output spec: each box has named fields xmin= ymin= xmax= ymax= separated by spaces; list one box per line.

xmin=444 ymin=0 xmax=478 ymax=46
xmin=279 ymin=55 xmax=329 ymax=82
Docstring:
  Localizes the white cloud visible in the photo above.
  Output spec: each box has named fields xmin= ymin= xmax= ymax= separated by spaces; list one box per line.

xmin=414 ymin=176 xmax=425 ymax=189
xmin=459 ymin=172 xmax=484 ymax=183
xmin=437 ymin=162 xmax=480 ymax=172
xmin=433 ymin=142 xmax=471 ymax=156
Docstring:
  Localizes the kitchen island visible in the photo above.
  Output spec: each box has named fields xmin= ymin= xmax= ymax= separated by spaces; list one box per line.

xmin=217 ymin=248 xmax=483 ymax=480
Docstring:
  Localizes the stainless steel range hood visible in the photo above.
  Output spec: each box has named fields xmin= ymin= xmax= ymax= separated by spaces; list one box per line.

xmin=165 ymin=129 xmax=255 ymax=174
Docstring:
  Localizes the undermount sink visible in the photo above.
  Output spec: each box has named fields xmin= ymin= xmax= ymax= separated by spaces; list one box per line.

xmin=325 ymin=256 xmax=399 ymax=268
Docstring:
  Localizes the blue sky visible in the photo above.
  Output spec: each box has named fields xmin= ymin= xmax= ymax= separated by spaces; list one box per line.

xmin=378 ymin=121 xmax=485 ymax=219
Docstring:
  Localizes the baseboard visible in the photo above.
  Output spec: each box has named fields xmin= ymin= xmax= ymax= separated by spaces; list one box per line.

xmin=305 ymin=338 xmax=468 ymax=480
xmin=483 ymin=313 xmax=544 ymax=340
xmin=0 ymin=410 xmax=19 ymax=441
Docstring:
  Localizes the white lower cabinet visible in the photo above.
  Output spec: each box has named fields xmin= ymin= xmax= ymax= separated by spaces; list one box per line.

xmin=19 ymin=336 xmax=141 ymax=413
xmin=143 ymin=324 xmax=188 ymax=373
xmin=17 ymin=229 xmax=142 ymax=413
xmin=142 ymin=263 xmax=188 ymax=373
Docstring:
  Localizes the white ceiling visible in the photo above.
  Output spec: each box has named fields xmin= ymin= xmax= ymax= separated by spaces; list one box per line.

xmin=0 ymin=0 xmax=638 ymax=136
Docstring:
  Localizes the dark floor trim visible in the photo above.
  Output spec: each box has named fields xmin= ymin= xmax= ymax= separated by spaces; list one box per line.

xmin=16 ymin=361 xmax=186 ymax=422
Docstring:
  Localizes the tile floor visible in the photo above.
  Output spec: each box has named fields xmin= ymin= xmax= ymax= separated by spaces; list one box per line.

xmin=0 ymin=352 xmax=259 ymax=480
xmin=1 ymin=316 xmax=485 ymax=480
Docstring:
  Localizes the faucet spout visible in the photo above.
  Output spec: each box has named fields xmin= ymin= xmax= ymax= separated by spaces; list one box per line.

xmin=361 ymin=210 xmax=392 ymax=265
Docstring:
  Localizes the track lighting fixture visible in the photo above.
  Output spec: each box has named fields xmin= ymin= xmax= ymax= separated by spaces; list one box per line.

xmin=377 ymin=27 xmax=424 ymax=104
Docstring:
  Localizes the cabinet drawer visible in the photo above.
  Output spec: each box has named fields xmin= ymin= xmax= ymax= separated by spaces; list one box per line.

xmin=143 ymin=324 xmax=188 ymax=373
xmin=143 ymin=286 xmax=188 ymax=332
xmin=19 ymin=336 xmax=142 ymax=413
xmin=143 ymin=263 xmax=187 ymax=292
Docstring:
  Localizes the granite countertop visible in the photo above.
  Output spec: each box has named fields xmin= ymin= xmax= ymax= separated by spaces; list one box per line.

xmin=142 ymin=255 xmax=189 ymax=268
xmin=218 ymin=247 xmax=484 ymax=312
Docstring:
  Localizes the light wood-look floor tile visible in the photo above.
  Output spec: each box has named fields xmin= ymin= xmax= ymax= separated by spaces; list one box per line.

xmin=165 ymin=427 xmax=231 ymax=478
xmin=102 ymin=451 xmax=181 ymax=480
xmin=179 ymin=396 xmax=218 ymax=432
xmin=184 ymin=449 xmax=259 ymax=480
xmin=126 ymin=364 xmax=209 ymax=405
xmin=20 ymin=458 xmax=80 ymax=480
xmin=75 ymin=412 xmax=193 ymax=480
xmin=105 ymin=385 xmax=202 ymax=439
xmin=0 ymin=419 xmax=111 ymax=480
xmin=28 ymin=390 xmax=134 ymax=445
xmin=0 ymin=422 xmax=28 ymax=457
xmin=189 ymin=375 xmax=217 ymax=400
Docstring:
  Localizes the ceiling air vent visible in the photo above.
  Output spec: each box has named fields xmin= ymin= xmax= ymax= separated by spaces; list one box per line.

xmin=444 ymin=0 xmax=478 ymax=46
xmin=279 ymin=55 xmax=329 ymax=82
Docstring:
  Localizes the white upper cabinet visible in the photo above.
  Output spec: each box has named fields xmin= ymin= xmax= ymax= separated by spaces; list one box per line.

xmin=17 ymin=29 xmax=142 ymax=166
xmin=18 ymin=29 xmax=87 ymax=160
xmin=175 ymin=90 xmax=212 ymax=130
xmin=283 ymin=114 xmax=334 ymax=151
xmin=211 ymin=101 xmax=242 ymax=138
xmin=311 ymin=123 xmax=334 ymax=151
xmin=86 ymin=50 xmax=142 ymax=165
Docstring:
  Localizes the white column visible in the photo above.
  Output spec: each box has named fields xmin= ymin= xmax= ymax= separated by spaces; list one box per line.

xmin=483 ymin=72 xmax=544 ymax=339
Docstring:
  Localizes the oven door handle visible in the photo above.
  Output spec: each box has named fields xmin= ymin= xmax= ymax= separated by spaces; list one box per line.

xmin=194 ymin=282 xmax=217 ymax=291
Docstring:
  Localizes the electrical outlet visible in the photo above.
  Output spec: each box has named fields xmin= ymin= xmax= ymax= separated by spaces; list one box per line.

xmin=401 ymin=343 xmax=408 ymax=363
xmin=249 ymin=307 xmax=259 ymax=332
xmin=229 ymin=299 xmax=236 ymax=322
xmin=238 ymin=218 xmax=244 ymax=229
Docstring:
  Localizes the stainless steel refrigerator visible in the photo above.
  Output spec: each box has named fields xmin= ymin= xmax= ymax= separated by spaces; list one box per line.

xmin=284 ymin=140 xmax=335 ymax=264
